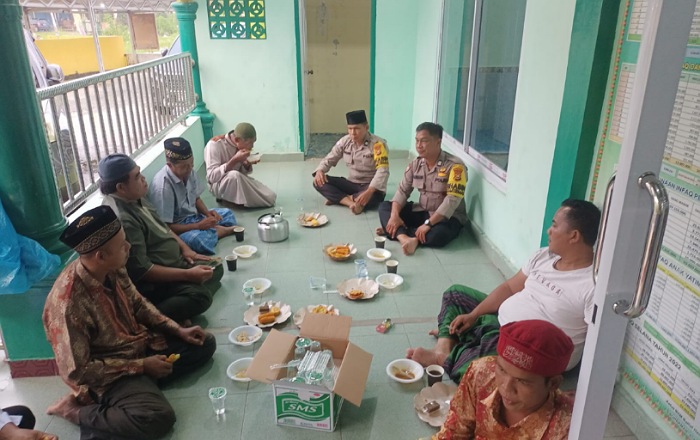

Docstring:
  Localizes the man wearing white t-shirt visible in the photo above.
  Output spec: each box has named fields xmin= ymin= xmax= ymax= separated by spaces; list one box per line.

xmin=407 ymin=199 xmax=601 ymax=382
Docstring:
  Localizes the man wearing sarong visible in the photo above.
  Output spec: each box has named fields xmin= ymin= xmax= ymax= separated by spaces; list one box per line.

xmin=378 ymin=122 xmax=467 ymax=255
xmin=312 ymin=110 xmax=389 ymax=215
xmin=205 ymin=123 xmax=276 ymax=208
xmin=149 ymin=137 xmax=237 ymax=255
xmin=1 ymin=405 xmax=58 ymax=439
xmin=100 ymin=154 xmax=222 ymax=322
xmin=433 ymin=320 xmax=575 ymax=439
xmin=407 ymin=199 xmax=601 ymax=382
xmin=44 ymin=206 xmax=216 ymax=440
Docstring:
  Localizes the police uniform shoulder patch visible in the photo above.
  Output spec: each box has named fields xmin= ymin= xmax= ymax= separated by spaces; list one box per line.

xmin=373 ymin=141 xmax=389 ymax=169
xmin=447 ymin=164 xmax=467 ymax=197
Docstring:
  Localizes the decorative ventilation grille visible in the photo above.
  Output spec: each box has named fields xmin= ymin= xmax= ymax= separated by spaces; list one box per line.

xmin=207 ymin=0 xmax=266 ymax=40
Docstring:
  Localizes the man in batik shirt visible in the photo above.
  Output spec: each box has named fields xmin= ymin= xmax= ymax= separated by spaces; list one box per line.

xmin=149 ymin=137 xmax=237 ymax=255
xmin=43 ymin=206 xmax=216 ymax=440
xmin=433 ymin=320 xmax=574 ymax=439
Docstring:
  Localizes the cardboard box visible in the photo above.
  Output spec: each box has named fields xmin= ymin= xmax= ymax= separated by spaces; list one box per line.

xmin=247 ymin=313 xmax=372 ymax=432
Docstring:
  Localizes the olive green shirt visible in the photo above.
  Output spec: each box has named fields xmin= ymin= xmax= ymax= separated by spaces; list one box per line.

xmin=103 ymin=195 xmax=187 ymax=281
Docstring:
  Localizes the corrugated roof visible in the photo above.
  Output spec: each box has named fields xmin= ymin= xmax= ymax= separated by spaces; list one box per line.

xmin=20 ymin=0 xmax=173 ymax=13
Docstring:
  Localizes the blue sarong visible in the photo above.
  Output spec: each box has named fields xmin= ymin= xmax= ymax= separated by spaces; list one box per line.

xmin=178 ymin=208 xmax=236 ymax=255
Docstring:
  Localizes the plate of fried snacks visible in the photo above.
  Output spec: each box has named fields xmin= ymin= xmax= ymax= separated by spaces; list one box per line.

xmin=244 ymin=301 xmax=292 ymax=328
xmin=293 ymin=304 xmax=340 ymax=327
xmin=337 ymin=278 xmax=379 ymax=300
xmin=413 ymin=382 xmax=458 ymax=427
xmin=323 ymin=243 xmax=357 ymax=261
xmin=227 ymin=357 xmax=254 ymax=382
xmin=228 ymin=325 xmax=263 ymax=346
xmin=386 ymin=359 xmax=424 ymax=384
xmin=298 ymin=212 xmax=329 ymax=228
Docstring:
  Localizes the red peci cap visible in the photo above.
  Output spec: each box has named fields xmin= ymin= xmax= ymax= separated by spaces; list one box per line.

xmin=497 ymin=320 xmax=574 ymax=377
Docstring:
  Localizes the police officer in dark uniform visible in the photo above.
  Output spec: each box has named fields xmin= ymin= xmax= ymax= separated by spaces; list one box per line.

xmin=378 ymin=122 xmax=467 ymax=255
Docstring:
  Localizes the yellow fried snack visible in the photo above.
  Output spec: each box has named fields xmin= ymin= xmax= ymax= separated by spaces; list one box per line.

xmin=328 ymin=245 xmax=351 ymax=259
xmin=269 ymin=306 xmax=281 ymax=316
xmin=347 ymin=289 xmax=364 ymax=300
xmin=311 ymin=305 xmax=328 ymax=314
xmin=258 ymin=313 xmax=277 ymax=325
xmin=166 ymin=353 xmax=180 ymax=363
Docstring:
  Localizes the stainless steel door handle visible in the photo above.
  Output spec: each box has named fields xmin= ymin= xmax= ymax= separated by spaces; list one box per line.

xmin=593 ymin=174 xmax=616 ymax=284
xmin=612 ymin=172 xmax=669 ymax=318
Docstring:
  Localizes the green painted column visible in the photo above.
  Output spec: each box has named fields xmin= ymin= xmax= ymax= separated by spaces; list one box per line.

xmin=540 ymin=0 xmax=621 ymax=245
xmin=0 ymin=0 xmax=68 ymax=255
xmin=0 ymin=0 xmax=69 ymax=368
xmin=172 ymin=0 xmax=216 ymax=142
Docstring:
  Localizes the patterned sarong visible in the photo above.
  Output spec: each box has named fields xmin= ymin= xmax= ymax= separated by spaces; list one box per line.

xmin=439 ymin=284 xmax=501 ymax=382
xmin=178 ymin=208 xmax=236 ymax=255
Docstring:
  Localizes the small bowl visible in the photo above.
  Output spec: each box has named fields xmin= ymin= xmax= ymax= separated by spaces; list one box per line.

xmin=228 ymin=325 xmax=263 ymax=346
xmin=243 ymin=278 xmax=272 ymax=293
xmin=248 ymin=152 xmax=262 ymax=164
xmin=233 ymin=245 xmax=258 ymax=258
xmin=376 ymin=273 xmax=404 ymax=290
xmin=386 ymin=359 xmax=424 ymax=384
xmin=227 ymin=357 xmax=254 ymax=382
xmin=366 ymin=248 xmax=391 ymax=262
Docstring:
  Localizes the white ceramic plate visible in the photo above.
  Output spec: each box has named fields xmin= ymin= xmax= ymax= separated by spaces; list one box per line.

xmin=376 ymin=273 xmax=404 ymax=289
xmin=323 ymin=243 xmax=357 ymax=261
xmin=366 ymin=248 xmax=392 ymax=262
xmin=228 ymin=325 xmax=263 ymax=346
xmin=413 ymin=382 xmax=458 ymax=427
xmin=233 ymin=245 xmax=258 ymax=258
xmin=243 ymin=301 xmax=292 ymax=328
xmin=386 ymin=359 xmax=424 ymax=384
xmin=242 ymin=277 xmax=272 ymax=293
xmin=227 ymin=357 xmax=254 ymax=382
xmin=293 ymin=304 xmax=340 ymax=327
xmin=337 ymin=278 xmax=379 ymax=300
xmin=298 ymin=212 xmax=329 ymax=228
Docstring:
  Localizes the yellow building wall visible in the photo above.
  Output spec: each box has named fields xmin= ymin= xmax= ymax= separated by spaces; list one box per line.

xmin=36 ymin=37 xmax=128 ymax=76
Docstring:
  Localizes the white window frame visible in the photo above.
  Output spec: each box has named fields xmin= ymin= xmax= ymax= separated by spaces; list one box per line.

xmin=435 ymin=0 xmax=516 ymax=193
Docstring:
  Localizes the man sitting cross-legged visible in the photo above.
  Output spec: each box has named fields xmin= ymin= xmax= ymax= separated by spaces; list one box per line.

xmin=408 ymin=199 xmax=601 ymax=382
xmin=100 ymin=153 xmax=222 ymax=322
xmin=433 ymin=320 xmax=575 ymax=439
xmin=149 ymin=137 xmax=237 ymax=255
xmin=43 ymin=206 xmax=216 ymax=440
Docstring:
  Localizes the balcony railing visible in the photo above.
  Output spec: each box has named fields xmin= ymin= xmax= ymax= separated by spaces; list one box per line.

xmin=36 ymin=53 xmax=196 ymax=215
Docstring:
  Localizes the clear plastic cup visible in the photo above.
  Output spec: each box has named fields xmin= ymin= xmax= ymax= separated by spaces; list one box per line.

xmin=208 ymin=386 xmax=227 ymax=415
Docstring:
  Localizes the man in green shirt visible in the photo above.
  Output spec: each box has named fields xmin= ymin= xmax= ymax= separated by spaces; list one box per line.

xmin=99 ymin=154 xmax=222 ymax=322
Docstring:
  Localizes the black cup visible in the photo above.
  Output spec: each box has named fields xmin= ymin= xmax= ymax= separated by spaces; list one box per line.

xmin=374 ymin=236 xmax=386 ymax=249
xmin=233 ymin=226 xmax=245 ymax=242
xmin=225 ymin=255 xmax=237 ymax=271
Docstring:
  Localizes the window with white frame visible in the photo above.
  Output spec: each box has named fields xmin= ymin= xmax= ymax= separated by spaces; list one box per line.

xmin=436 ymin=0 xmax=526 ymax=180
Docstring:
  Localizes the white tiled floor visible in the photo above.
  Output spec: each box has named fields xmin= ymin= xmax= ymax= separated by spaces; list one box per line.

xmin=0 ymin=159 xmax=636 ymax=439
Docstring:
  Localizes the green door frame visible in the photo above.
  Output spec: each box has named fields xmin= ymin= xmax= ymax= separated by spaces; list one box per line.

xmin=540 ymin=0 xmax=622 ymax=245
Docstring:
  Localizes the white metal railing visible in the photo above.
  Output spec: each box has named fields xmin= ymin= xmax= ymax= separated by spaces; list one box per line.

xmin=36 ymin=53 xmax=196 ymax=215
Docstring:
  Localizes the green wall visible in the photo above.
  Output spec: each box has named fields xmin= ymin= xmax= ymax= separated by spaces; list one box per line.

xmin=194 ymin=0 xmax=300 ymax=153
xmin=464 ymin=0 xmax=577 ymax=266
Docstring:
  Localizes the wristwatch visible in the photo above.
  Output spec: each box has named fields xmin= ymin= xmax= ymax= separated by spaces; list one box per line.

xmin=424 ymin=219 xmax=432 ymax=227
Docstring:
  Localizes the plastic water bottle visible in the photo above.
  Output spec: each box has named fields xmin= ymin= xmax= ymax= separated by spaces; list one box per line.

xmin=355 ymin=259 xmax=369 ymax=279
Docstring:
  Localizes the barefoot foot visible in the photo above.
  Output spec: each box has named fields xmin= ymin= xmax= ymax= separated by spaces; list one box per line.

xmin=324 ymin=200 xmax=333 ymax=206
xmin=407 ymin=347 xmax=443 ymax=368
xmin=400 ymin=237 xmax=419 ymax=255
xmin=428 ymin=328 xmax=439 ymax=337
xmin=350 ymin=203 xmax=364 ymax=215
xmin=47 ymin=393 xmax=81 ymax=425
xmin=375 ymin=227 xmax=386 ymax=236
